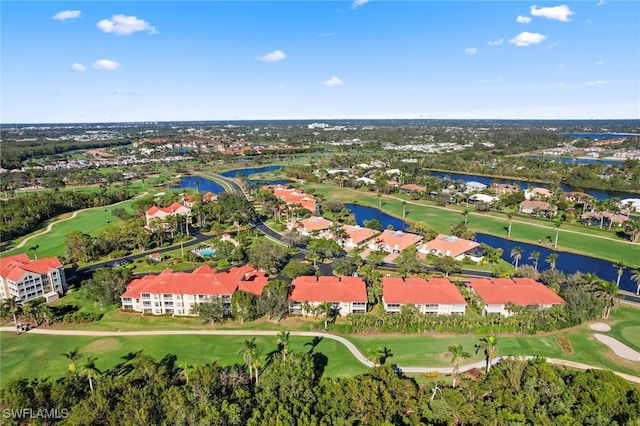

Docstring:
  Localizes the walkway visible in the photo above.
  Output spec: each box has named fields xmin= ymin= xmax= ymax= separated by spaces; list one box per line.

xmin=2 ymin=327 xmax=638 ymax=384
xmin=8 ymin=192 xmax=149 ymax=251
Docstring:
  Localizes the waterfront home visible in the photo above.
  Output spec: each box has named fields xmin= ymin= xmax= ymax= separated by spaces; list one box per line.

xmin=339 ymin=225 xmax=380 ymax=249
xmin=465 ymin=181 xmax=487 ymax=192
xmin=493 ymin=183 xmax=519 ymax=195
xmin=524 ymin=187 xmax=552 ymax=200
xmin=120 ymin=264 xmax=267 ymax=315
xmin=382 ymin=277 xmax=466 ymax=315
xmin=367 ymin=229 xmax=424 ymax=253
xmin=0 ymin=254 xmax=67 ymax=303
xmin=519 ymin=200 xmax=557 ymax=218
xmin=289 ymin=275 xmax=367 ymax=316
xmin=465 ymin=277 xmax=564 ymax=317
xmin=621 ymin=198 xmax=640 ymax=213
xmin=417 ymin=234 xmax=484 ymax=262
xmin=468 ymin=193 xmax=497 ymax=204
xmin=399 ymin=183 xmax=426 ymax=194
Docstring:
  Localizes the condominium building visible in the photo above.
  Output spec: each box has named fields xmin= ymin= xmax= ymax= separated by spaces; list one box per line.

xmin=0 ymin=254 xmax=67 ymax=302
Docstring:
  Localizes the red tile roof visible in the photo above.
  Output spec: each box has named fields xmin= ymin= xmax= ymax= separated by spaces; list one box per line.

xmin=290 ymin=275 xmax=367 ymax=303
xmin=420 ymin=234 xmax=480 ymax=258
xmin=264 ymin=184 xmax=317 ymax=212
xmin=146 ymin=202 xmax=190 ymax=216
xmin=372 ymin=229 xmax=423 ymax=251
xmin=299 ymin=216 xmax=333 ymax=232
xmin=466 ymin=277 xmax=564 ymax=306
xmin=121 ymin=264 xmax=267 ymax=298
xmin=343 ymin=225 xmax=379 ymax=245
xmin=383 ymin=277 xmax=466 ymax=305
xmin=0 ymin=254 xmax=63 ymax=282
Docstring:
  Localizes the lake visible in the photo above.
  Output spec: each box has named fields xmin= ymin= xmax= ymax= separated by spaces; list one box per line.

xmin=428 ymin=171 xmax=635 ymax=201
xmin=220 ymin=165 xmax=289 ymax=186
xmin=344 ymin=203 xmax=408 ymax=231
xmin=171 ymin=175 xmax=226 ymax=194
xmin=345 ymin=203 xmax=638 ymax=293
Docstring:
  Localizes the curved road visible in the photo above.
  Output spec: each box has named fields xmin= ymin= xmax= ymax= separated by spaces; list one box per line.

xmin=2 ymin=326 xmax=638 ymax=384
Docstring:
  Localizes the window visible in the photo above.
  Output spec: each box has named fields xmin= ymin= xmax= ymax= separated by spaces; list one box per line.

xmin=123 ymin=304 xmax=133 ymax=310
xmin=141 ymin=294 xmax=151 ymax=300
xmin=122 ymin=297 xmax=132 ymax=303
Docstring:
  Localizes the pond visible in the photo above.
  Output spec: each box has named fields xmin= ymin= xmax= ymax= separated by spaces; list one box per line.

xmin=220 ymin=165 xmax=284 ymax=179
xmin=344 ymin=203 xmax=408 ymax=231
xmin=171 ymin=176 xmax=226 ymax=194
xmin=345 ymin=203 xmax=638 ymax=293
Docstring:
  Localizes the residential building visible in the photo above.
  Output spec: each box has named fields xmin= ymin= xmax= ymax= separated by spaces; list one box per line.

xmin=621 ymin=198 xmax=640 ymax=213
xmin=264 ymin=184 xmax=318 ymax=213
xmin=581 ymin=211 xmax=628 ymax=228
xmin=382 ymin=277 xmax=466 ymax=315
xmin=524 ymin=187 xmax=552 ymax=200
xmin=367 ymin=229 xmax=423 ymax=253
xmin=291 ymin=216 xmax=333 ymax=237
xmin=145 ymin=202 xmax=191 ymax=228
xmin=0 ymin=254 xmax=67 ymax=302
xmin=468 ymin=193 xmax=497 ymax=204
xmin=418 ymin=234 xmax=484 ymax=262
xmin=493 ymin=183 xmax=519 ymax=195
xmin=465 ymin=181 xmax=487 ymax=192
xmin=466 ymin=277 xmax=564 ymax=317
xmin=289 ymin=275 xmax=367 ymax=316
xmin=399 ymin=183 xmax=426 ymax=194
xmin=340 ymin=225 xmax=380 ymax=249
xmin=519 ymin=200 xmax=557 ymax=218
xmin=120 ymin=264 xmax=268 ymax=315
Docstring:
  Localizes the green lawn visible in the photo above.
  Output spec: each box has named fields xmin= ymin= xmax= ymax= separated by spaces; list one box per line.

xmin=2 ymin=305 xmax=638 ymax=387
xmin=306 ymin=184 xmax=640 ymax=267
xmin=0 ymin=333 xmax=367 ymax=387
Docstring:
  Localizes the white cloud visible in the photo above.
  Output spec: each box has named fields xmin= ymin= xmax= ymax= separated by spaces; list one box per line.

xmin=92 ymin=59 xmax=120 ymax=70
xmin=530 ymin=5 xmax=574 ymax=22
xmin=509 ymin=32 xmax=546 ymax=47
xmin=464 ymin=47 xmax=478 ymax=55
xmin=323 ymin=77 xmax=344 ymax=87
xmin=517 ymin=15 xmax=532 ymax=23
xmin=97 ymin=15 xmax=157 ymax=35
xmin=596 ymin=61 xmax=603 ymax=65
xmin=587 ymin=80 xmax=612 ymax=86
xmin=596 ymin=0 xmax=606 ymax=6
xmin=71 ymin=63 xmax=86 ymax=72
xmin=258 ymin=50 xmax=287 ymax=62
xmin=352 ymin=0 xmax=370 ymax=9
xmin=488 ymin=39 xmax=504 ymax=46
xmin=53 ymin=10 xmax=81 ymax=21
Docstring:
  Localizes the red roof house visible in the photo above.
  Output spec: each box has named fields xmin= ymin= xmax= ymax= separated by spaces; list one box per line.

xmin=382 ymin=277 xmax=466 ymax=315
xmin=0 ymin=254 xmax=66 ymax=302
xmin=367 ymin=229 xmax=423 ymax=253
xmin=466 ymin=277 xmax=564 ymax=316
xmin=121 ymin=264 xmax=267 ymax=315
xmin=418 ymin=234 xmax=483 ymax=262
xmin=289 ymin=275 xmax=367 ymax=315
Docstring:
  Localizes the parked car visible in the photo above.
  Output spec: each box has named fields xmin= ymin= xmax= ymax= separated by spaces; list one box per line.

xmin=112 ymin=259 xmax=132 ymax=268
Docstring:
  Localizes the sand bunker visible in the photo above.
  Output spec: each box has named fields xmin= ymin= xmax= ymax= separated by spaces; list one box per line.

xmin=589 ymin=322 xmax=612 ymax=332
xmin=594 ymin=334 xmax=640 ymax=362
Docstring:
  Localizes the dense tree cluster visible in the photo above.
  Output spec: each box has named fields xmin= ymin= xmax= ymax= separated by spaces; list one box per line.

xmin=0 ymin=186 xmax=132 ymax=241
xmin=2 ymin=350 xmax=638 ymax=425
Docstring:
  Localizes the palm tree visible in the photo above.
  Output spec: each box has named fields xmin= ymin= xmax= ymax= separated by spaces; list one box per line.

xmin=238 ymin=338 xmax=257 ymax=381
xmin=28 ymin=244 xmax=39 ymax=260
xmin=553 ymin=220 xmax=562 ymax=248
xmin=476 ymin=336 xmax=499 ymax=373
xmin=179 ymin=361 xmax=194 ymax=384
xmin=623 ymin=219 xmax=640 ymax=243
xmin=613 ymin=261 xmax=626 ymax=287
xmin=595 ymin=280 xmax=619 ymax=319
xmin=81 ymin=356 xmax=101 ymax=392
xmin=402 ymin=201 xmax=407 ymax=220
xmin=317 ymin=302 xmax=334 ymax=330
xmin=631 ymin=269 xmax=640 ymax=295
xmin=545 ymin=253 xmax=559 ymax=270
xmin=462 ymin=209 xmax=469 ymax=226
xmin=252 ymin=346 xmax=264 ymax=383
xmin=445 ymin=344 xmax=471 ymax=388
xmin=300 ymin=300 xmax=311 ymax=318
xmin=277 ymin=331 xmax=291 ymax=361
xmin=506 ymin=213 xmax=513 ymax=238
xmin=2 ymin=297 xmax=23 ymax=335
xmin=367 ymin=346 xmax=386 ymax=367
xmin=580 ymin=272 xmax=603 ymax=291
xmin=529 ymin=251 xmax=541 ymax=271
xmin=510 ymin=247 xmax=522 ymax=269
xmin=61 ymin=347 xmax=81 ymax=375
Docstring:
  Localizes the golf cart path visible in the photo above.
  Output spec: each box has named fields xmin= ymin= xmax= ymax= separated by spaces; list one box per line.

xmin=2 ymin=327 xmax=638 ymax=384
xmin=10 ymin=192 xmax=149 ymax=250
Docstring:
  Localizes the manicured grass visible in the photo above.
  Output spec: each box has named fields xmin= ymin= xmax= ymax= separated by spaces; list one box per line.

xmin=3 ymin=305 xmax=638 ymax=388
xmin=306 ymin=184 xmax=640 ymax=267
xmin=0 ymin=333 xmax=368 ymax=387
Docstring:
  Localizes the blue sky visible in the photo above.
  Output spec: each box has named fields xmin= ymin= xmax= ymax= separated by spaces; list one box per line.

xmin=2 ymin=1 xmax=638 ymax=123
